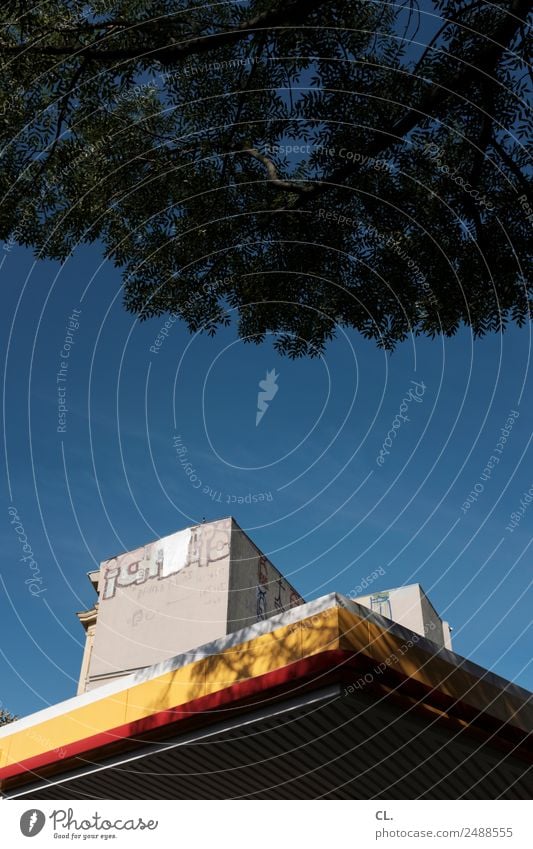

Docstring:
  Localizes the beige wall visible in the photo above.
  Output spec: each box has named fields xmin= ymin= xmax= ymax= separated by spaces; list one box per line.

xmin=80 ymin=518 xmax=306 ymax=692
xmin=76 ymin=621 xmax=96 ymax=695
xmin=353 ymin=584 xmax=451 ymax=649
xmin=227 ymin=523 xmax=305 ymax=631
xmin=87 ymin=519 xmax=232 ymax=687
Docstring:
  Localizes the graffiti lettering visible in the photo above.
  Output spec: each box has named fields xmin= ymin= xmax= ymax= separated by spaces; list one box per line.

xmin=102 ymin=522 xmax=231 ymax=600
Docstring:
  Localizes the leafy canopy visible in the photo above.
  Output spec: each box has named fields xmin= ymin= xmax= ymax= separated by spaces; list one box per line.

xmin=0 ymin=707 xmax=18 ymax=725
xmin=0 ymin=0 xmax=531 ymax=355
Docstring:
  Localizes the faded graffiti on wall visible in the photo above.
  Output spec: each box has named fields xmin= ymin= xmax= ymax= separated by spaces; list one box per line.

xmin=256 ymin=555 xmax=269 ymax=620
xmin=274 ymin=577 xmax=284 ymax=612
xmin=255 ymin=555 xmax=304 ymax=621
xmin=102 ymin=522 xmax=230 ymax=601
xmin=370 ymin=591 xmax=392 ymax=619
xmin=290 ymin=589 xmax=304 ymax=608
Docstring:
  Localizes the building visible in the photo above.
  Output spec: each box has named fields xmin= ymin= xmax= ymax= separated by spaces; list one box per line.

xmin=353 ymin=583 xmax=453 ymax=650
xmin=0 ymin=519 xmax=531 ymax=799
xmin=75 ymin=518 xmax=304 ymax=693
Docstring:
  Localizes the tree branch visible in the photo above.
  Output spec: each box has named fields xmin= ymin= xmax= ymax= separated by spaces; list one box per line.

xmin=35 ymin=58 xmax=88 ymax=178
xmin=411 ymin=0 xmax=488 ymax=77
xmin=0 ymin=0 xmax=330 ymax=64
xmin=288 ymin=0 xmax=533 ymax=209
xmin=239 ymin=148 xmax=317 ymax=193
xmin=492 ymin=138 xmax=532 ymax=197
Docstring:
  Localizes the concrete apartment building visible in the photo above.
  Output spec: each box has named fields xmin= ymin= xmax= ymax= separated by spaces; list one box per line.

xmin=76 ymin=517 xmax=305 ymax=693
xmin=0 ymin=518 xmax=531 ymax=799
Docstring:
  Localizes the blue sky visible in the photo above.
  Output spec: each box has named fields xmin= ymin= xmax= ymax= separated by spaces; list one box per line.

xmin=1 ymin=238 xmax=532 ymax=718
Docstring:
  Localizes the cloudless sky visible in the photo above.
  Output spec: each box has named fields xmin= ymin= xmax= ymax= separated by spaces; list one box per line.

xmin=1 ymin=238 xmax=531 ymax=719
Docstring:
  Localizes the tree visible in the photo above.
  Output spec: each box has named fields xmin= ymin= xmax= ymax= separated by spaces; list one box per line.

xmin=0 ymin=707 xmax=18 ymax=726
xmin=0 ymin=0 xmax=531 ymax=355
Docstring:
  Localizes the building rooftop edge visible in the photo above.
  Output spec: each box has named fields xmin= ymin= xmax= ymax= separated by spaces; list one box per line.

xmin=1 ymin=591 xmax=530 ymax=741
xmin=95 ymin=516 xmax=236 ymax=566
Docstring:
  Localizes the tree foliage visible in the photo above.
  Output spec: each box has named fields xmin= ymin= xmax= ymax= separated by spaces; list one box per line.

xmin=0 ymin=707 xmax=18 ymax=726
xmin=0 ymin=0 xmax=531 ymax=354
